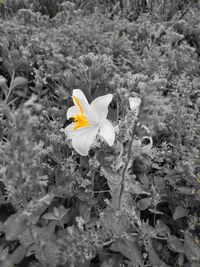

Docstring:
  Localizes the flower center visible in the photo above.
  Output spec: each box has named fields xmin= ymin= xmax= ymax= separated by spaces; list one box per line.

xmin=72 ymin=114 xmax=89 ymax=130
xmin=71 ymin=96 xmax=89 ymax=130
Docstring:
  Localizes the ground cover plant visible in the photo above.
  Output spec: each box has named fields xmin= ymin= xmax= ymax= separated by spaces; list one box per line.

xmin=0 ymin=0 xmax=200 ymax=266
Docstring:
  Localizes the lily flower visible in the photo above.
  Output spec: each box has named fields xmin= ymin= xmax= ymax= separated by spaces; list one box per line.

xmin=64 ymin=89 xmax=115 ymax=156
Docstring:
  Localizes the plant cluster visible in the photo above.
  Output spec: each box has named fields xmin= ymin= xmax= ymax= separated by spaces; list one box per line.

xmin=0 ymin=1 xmax=200 ymax=267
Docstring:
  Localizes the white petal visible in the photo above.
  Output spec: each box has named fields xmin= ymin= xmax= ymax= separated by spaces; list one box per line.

xmin=72 ymin=126 xmax=99 ymax=156
xmin=99 ymin=119 xmax=115 ymax=146
xmin=64 ymin=123 xmax=74 ymax=139
xmin=91 ymin=94 xmax=113 ymax=123
xmin=73 ymin=89 xmax=98 ymax=123
xmin=66 ymin=106 xmax=79 ymax=119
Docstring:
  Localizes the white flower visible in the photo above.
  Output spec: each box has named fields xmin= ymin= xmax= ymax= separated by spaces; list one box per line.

xmin=64 ymin=89 xmax=115 ymax=156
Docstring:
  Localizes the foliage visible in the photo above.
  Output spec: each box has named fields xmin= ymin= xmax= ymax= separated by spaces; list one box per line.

xmin=0 ymin=1 xmax=200 ymax=267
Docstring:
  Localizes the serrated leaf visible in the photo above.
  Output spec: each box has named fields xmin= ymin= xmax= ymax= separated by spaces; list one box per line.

xmin=173 ymin=205 xmax=188 ymax=220
xmin=11 ymin=77 xmax=28 ymax=89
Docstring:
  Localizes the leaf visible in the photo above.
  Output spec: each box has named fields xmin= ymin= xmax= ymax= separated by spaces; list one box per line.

xmin=124 ymin=181 xmax=151 ymax=195
xmin=2 ymin=59 xmax=14 ymax=77
xmin=140 ymin=224 xmax=157 ymax=237
xmin=167 ymin=235 xmax=184 ymax=253
xmin=11 ymin=77 xmax=28 ymax=89
xmin=153 ymin=176 xmax=165 ymax=191
xmin=91 ymin=66 xmax=105 ymax=80
xmin=10 ymin=50 xmax=20 ymax=62
xmin=0 ymin=75 xmax=8 ymax=90
xmin=110 ymin=238 xmax=143 ymax=266
xmin=0 ymin=246 xmax=9 ymax=262
xmin=137 ymin=197 xmax=152 ymax=210
xmin=184 ymin=232 xmax=200 ymax=262
xmin=155 ymin=220 xmax=170 ymax=236
xmin=148 ymin=246 xmax=171 ymax=267
xmin=101 ymin=166 xmax=122 ymax=191
xmin=176 ymin=186 xmax=195 ymax=195
xmin=28 ymin=194 xmax=54 ymax=224
xmin=14 ymin=89 xmax=28 ymax=98
xmin=0 ymin=259 xmax=15 ymax=267
xmin=96 ymin=150 xmax=110 ymax=166
xmin=13 ymin=58 xmax=27 ymax=71
xmin=139 ymin=173 xmax=150 ymax=187
xmin=173 ymin=205 xmax=188 ymax=220
xmin=35 ymin=241 xmax=59 ymax=266
xmin=100 ymin=255 xmax=121 ymax=267
xmin=3 ymin=213 xmax=27 ymax=241
xmin=100 ymin=208 xmax=129 ymax=236
xmin=42 ymin=212 xmax=57 ymax=221
xmin=11 ymin=245 xmax=27 ymax=264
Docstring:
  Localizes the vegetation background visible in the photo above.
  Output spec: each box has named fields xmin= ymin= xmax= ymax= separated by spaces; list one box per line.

xmin=0 ymin=0 xmax=200 ymax=266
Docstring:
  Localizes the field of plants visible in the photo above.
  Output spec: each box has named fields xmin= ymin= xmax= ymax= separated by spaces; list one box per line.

xmin=0 ymin=0 xmax=200 ymax=266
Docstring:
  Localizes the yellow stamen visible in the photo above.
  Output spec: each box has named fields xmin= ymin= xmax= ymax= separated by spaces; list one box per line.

xmin=71 ymin=96 xmax=89 ymax=130
xmin=72 ymin=96 xmax=84 ymax=115
xmin=72 ymin=114 xmax=89 ymax=130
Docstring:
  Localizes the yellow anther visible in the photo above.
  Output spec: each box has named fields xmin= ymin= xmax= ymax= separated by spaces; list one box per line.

xmin=72 ymin=96 xmax=84 ymax=115
xmin=71 ymin=96 xmax=89 ymax=130
xmin=72 ymin=114 xmax=89 ymax=130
